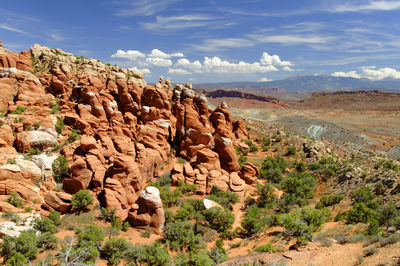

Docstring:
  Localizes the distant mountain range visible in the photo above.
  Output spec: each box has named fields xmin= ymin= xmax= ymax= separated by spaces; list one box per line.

xmin=194 ymin=75 xmax=400 ymax=93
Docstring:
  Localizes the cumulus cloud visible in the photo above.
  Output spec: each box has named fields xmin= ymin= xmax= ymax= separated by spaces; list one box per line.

xmin=130 ymin=67 xmax=151 ymax=75
xmin=331 ymin=1 xmax=400 ymax=13
xmin=259 ymin=77 xmax=272 ymax=82
xmin=332 ymin=66 xmax=400 ymax=80
xmin=111 ymin=50 xmax=145 ymax=61
xmin=168 ymin=68 xmax=191 ymax=75
xmin=145 ymin=57 xmax=173 ymax=67
xmin=260 ymin=52 xmax=293 ymax=66
xmin=111 ymin=49 xmax=293 ymax=76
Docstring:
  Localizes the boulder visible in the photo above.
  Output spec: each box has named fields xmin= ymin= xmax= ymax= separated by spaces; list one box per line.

xmin=127 ymin=186 xmax=165 ymax=234
xmin=16 ymin=130 xmax=57 ymax=153
xmin=44 ymin=191 xmax=72 ymax=213
xmin=229 ymin=172 xmax=245 ymax=192
xmin=239 ymin=162 xmax=260 ymax=184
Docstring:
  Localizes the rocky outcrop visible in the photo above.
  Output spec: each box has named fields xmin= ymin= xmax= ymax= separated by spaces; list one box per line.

xmin=127 ymin=186 xmax=165 ymax=234
xmin=0 ymin=42 xmax=254 ymax=232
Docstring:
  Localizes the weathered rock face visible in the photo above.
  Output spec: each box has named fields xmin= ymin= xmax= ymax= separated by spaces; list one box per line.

xmin=127 ymin=186 xmax=165 ymax=234
xmin=239 ymin=162 xmax=260 ymax=184
xmin=0 ymin=42 xmax=253 ymax=232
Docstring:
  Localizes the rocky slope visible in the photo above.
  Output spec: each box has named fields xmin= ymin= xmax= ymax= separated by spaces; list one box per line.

xmin=0 ymin=42 xmax=257 ymax=230
xmin=199 ymin=89 xmax=289 ymax=108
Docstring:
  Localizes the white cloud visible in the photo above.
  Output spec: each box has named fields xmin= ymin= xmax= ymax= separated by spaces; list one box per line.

xmin=130 ymin=67 xmax=151 ymax=75
xmin=259 ymin=77 xmax=272 ymax=82
xmin=252 ymin=34 xmax=333 ymax=44
xmin=332 ymin=66 xmax=400 ymax=80
xmin=115 ymin=0 xmax=178 ymax=16
xmin=175 ymin=58 xmax=203 ymax=73
xmin=111 ymin=50 xmax=145 ymax=61
xmin=148 ymin=49 xmax=184 ymax=58
xmin=260 ymin=52 xmax=293 ymax=66
xmin=282 ymin=66 xmax=294 ymax=71
xmin=331 ymin=71 xmax=361 ymax=79
xmin=191 ymin=38 xmax=254 ymax=52
xmin=0 ymin=23 xmax=26 ymax=34
xmin=141 ymin=14 xmax=220 ymax=31
xmin=145 ymin=57 xmax=172 ymax=67
xmin=331 ymin=1 xmax=400 ymax=13
xmin=202 ymin=56 xmax=277 ymax=73
xmin=168 ymin=68 xmax=191 ymax=75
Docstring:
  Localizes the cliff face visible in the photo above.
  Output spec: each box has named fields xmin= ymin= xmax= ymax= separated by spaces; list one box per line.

xmin=0 ymin=43 xmax=257 ymax=227
xmin=203 ymin=89 xmax=289 ymax=107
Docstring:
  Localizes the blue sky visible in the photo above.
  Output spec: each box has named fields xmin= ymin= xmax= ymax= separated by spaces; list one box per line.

xmin=1 ymin=0 xmax=400 ymax=83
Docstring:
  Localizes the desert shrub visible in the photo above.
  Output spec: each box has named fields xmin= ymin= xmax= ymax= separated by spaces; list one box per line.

xmin=34 ymin=218 xmax=57 ymax=233
xmin=209 ymin=240 xmax=228 ymax=264
xmin=202 ymin=207 xmax=234 ymax=233
xmin=160 ymin=186 xmax=182 ymax=207
xmin=281 ymin=172 xmax=317 ymax=206
xmin=177 ymin=157 xmax=186 ymax=164
xmin=68 ymin=129 xmax=81 ymax=143
xmin=177 ymin=180 xmax=197 ymax=195
xmin=58 ymin=236 xmax=99 ymax=265
xmin=5 ymin=252 xmax=27 ymax=266
xmin=259 ymin=156 xmax=288 ymax=183
xmin=136 ymin=243 xmax=171 ymax=266
xmin=276 ymin=208 xmax=330 ymax=244
xmin=101 ymin=237 xmax=129 ymax=265
xmin=24 ymin=206 xmax=32 ymax=213
xmin=0 ymin=231 xmax=39 ymax=261
xmin=140 ymin=228 xmax=152 ymax=238
xmin=351 ymin=187 xmax=376 ymax=205
xmin=37 ymin=232 xmax=58 ymax=249
xmin=50 ymin=99 xmax=60 ymax=114
xmin=52 ymin=156 xmax=69 ymax=183
xmin=48 ymin=211 xmax=61 ymax=226
xmin=55 ymin=117 xmax=64 ymax=134
xmin=6 ymin=192 xmax=25 ymax=208
xmin=256 ymin=183 xmax=277 ymax=208
xmin=383 ymin=160 xmax=399 ymax=171
xmin=72 ymin=190 xmax=93 ymax=212
xmin=335 ymin=235 xmax=351 ymax=244
xmin=190 ymin=251 xmax=215 ymax=266
xmin=10 ymin=105 xmax=27 ymax=115
xmin=286 ymin=145 xmax=296 ymax=156
xmin=244 ymin=139 xmax=258 ymax=153
xmin=185 ymin=198 xmax=206 ymax=211
xmin=175 ymin=204 xmax=196 ymax=221
xmin=296 ymin=161 xmax=306 ymax=172
xmin=122 ymin=221 xmax=130 ymax=232
xmin=28 ymin=147 xmax=40 ymax=155
xmin=379 ymin=234 xmax=400 ymax=247
xmin=315 ymin=194 xmax=344 ymax=209
xmin=100 ymin=207 xmax=115 ymax=222
xmin=254 ymin=243 xmax=281 ymax=252
xmin=346 ymin=202 xmax=377 ymax=224
xmin=238 ymin=155 xmax=248 ymax=167
xmin=206 ymin=186 xmax=239 ymax=210
xmin=76 ymin=224 xmax=105 ymax=246
xmin=241 ymin=205 xmax=268 ymax=237
xmin=363 ymin=246 xmax=379 ymax=256
xmin=162 ymin=220 xmax=203 ymax=252
xmin=151 ymin=175 xmax=172 ymax=187
xmin=310 ymin=157 xmax=339 ymax=177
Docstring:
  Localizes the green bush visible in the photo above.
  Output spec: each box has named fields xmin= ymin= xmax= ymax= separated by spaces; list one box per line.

xmin=136 ymin=243 xmax=171 ymax=266
xmin=309 ymin=157 xmax=339 ymax=177
xmin=209 ymin=240 xmax=228 ymax=263
xmin=140 ymin=228 xmax=152 ymax=238
xmin=162 ymin=220 xmax=203 ymax=252
xmin=296 ymin=161 xmax=307 ymax=172
xmin=101 ymin=238 xmax=129 ymax=265
xmin=206 ymin=186 xmax=239 ymax=210
xmin=254 ymin=243 xmax=281 ymax=252
xmin=159 ymin=186 xmax=182 ymax=207
xmin=315 ymin=194 xmax=344 ymax=209
xmin=5 ymin=252 xmax=27 ymax=266
xmin=256 ymin=183 xmax=277 ymax=208
xmin=190 ymin=251 xmax=216 ymax=266
xmin=76 ymin=224 xmax=105 ymax=246
xmin=68 ymin=129 xmax=81 ymax=143
xmin=52 ymin=156 xmax=69 ymax=183
xmin=175 ymin=204 xmax=196 ymax=221
xmin=276 ymin=208 xmax=330 ymax=244
xmin=241 ymin=205 xmax=268 ymax=237
xmin=6 ymin=192 xmax=25 ymax=208
xmin=259 ymin=156 xmax=288 ymax=183
xmin=55 ymin=117 xmax=64 ymax=134
xmin=34 ymin=218 xmax=57 ymax=234
xmin=37 ymin=232 xmax=58 ymax=249
xmin=286 ymin=145 xmax=296 ymax=156
xmin=238 ymin=155 xmax=248 ymax=167
xmin=244 ymin=139 xmax=258 ymax=153
xmin=0 ymin=231 xmax=39 ymax=261
xmin=48 ymin=211 xmax=61 ymax=226
xmin=72 ymin=190 xmax=93 ymax=212
xmin=281 ymin=172 xmax=317 ymax=206
xmin=10 ymin=106 xmax=27 ymax=115
xmin=202 ymin=207 xmax=234 ymax=233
